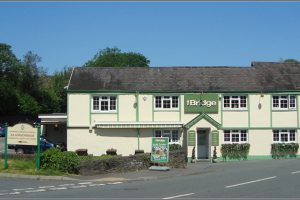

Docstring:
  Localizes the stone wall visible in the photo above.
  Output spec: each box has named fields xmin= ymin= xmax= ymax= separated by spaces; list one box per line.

xmin=79 ymin=150 xmax=187 ymax=176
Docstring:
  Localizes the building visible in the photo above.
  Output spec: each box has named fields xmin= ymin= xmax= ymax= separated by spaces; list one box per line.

xmin=66 ymin=62 xmax=300 ymax=160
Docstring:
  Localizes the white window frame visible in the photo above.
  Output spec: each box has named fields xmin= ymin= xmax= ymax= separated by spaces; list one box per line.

xmin=273 ymin=130 xmax=297 ymax=143
xmin=223 ymin=130 xmax=248 ymax=143
xmin=272 ymin=95 xmax=297 ymax=110
xmin=92 ymin=96 xmax=117 ymax=112
xmin=223 ymin=95 xmax=247 ymax=110
xmin=154 ymin=129 xmax=180 ymax=144
xmin=154 ymin=96 xmax=179 ymax=110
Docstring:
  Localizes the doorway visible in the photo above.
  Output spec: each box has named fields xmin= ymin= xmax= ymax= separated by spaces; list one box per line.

xmin=197 ymin=129 xmax=210 ymax=159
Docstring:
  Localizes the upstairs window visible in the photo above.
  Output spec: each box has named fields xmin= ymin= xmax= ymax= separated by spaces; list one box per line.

xmin=272 ymin=95 xmax=296 ymax=110
xmin=273 ymin=130 xmax=296 ymax=143
xmin=223 ymin=95 xmax=247 ymax=109
xmin=155 ymin=96 xmax=179 ymax=109
xmin=92 ymin=96 xmax=117 ymax=112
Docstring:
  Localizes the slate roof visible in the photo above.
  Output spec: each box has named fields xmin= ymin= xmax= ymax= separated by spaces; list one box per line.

xmin=67 ymin=62 xmax=300 ymax=92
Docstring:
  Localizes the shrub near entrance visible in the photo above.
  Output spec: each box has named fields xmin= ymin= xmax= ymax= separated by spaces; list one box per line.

xmin=41 ymin=148 xmax=80 ymax=174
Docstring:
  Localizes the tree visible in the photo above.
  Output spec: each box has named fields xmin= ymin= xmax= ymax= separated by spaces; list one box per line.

xmin=84 ymin=47 xmax=150 ymax=67
xmin=283 ymin=59 xmax=299 ymax=63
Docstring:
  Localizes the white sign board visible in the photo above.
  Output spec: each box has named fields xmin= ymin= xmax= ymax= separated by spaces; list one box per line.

xmin=8 ymin=123 xmax=37 ymax=146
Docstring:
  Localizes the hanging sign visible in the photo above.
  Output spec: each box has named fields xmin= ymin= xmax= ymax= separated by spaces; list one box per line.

xmin=184 ymin=94 xmax=218 ymax=113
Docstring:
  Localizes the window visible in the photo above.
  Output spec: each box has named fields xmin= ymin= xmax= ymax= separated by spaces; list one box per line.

xmin=223 ymin=95 xmax=247 ymax=109
xmin=272 ymin=95 xmax=296 ymax=110
xmin=155 ymin=96 xmax=179 ymax=109
xmin=223 ymin=130 xmax=248 ymax=143
xmin=154 ymin=129 xmax=179 ymax=143
xmin=92 ymin=96 xmax=117 ymax=112
xmin=273 ymin=130 xmax=297 ymax=143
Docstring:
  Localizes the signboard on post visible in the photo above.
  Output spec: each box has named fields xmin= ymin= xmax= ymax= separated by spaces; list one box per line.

xmin=188 ymin=130 xmax=196 ymax=146
xmin=211 ymin=130 xmax=219 ymax=146
xmin=8 ymin=123 xmax=37 ymax=145
xmin=151 ymin=137 xmax=169 ymax=163
xmin=184 ymin=94 xmax=219 ymax=113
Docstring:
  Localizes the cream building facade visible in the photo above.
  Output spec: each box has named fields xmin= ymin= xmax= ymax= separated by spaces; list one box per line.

xmin=66 ymin=62 xmax=300 ymax=160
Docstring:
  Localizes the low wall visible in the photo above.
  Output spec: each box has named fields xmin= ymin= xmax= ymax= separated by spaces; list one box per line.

xmin=79 ymin=150 xmax=187 ymax=176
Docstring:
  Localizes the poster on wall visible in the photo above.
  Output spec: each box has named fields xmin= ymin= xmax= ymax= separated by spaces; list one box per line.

xmin=151 ymin=137 xmax=169 ymax=163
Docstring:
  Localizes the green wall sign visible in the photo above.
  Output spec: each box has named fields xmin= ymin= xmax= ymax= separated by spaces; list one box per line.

xmin=211 ymin=130 xmax=219 ymax=146
xmin=151 ymin=137 xmax=169 ymax=163
xmin=184 ymin=94 xmax=219 ymax=113
xmin=188 ymin=130 xmax=196 ymax=146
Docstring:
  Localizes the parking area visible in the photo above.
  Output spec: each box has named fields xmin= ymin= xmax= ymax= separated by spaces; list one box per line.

xmin=0 ymin=137 xmax=16 ymax=154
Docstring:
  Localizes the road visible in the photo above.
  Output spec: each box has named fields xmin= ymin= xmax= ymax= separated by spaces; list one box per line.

xmin=0 ymin=158 xmax=300 ymax=199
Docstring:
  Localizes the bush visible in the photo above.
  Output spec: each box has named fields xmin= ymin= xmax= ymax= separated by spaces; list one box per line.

xmin=169 ymin=144 xmax=182 ymax=151
xmin=106 ymin=148 xmax=117 ymax=156
xmin=221 ymin=143 xmax=250 ymax=161
xmin=41 ymin=148 xmax=80 ymax=174
xmin=271 ymin=143 xmax=299 ymax=159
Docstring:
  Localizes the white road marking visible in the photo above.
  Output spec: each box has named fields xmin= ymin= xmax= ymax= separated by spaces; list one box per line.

xmin=9 ymin=192 xmax=20 ymax=195
xmin=226 ymin=176 xmax=277 ymax=188
xmin=70 ymin=185 xmax=87 ymax=189
xmin=58 ymin=183 xmax=75 ymax=186
xmin=88 ymin=183 xmax=106 ymax=187
xmin=107 ymin=182 xmax=123 ymax=185
xmin=25 ymin=189 xmax=46 ymax=193
xmin=163 ymin=193 xmax=195 ymax=199
xmin=78 ymin=182 xmax=93 ymax=185
xmin=291 ymin=171 xmax=300 ymax=174
xmin=13 ymin=188 xmax=34 ymax=191
xmin=0 ymin=193 xmax=8 ymax=196
xmin=49 ymin=187 xmax=67 ymax=190
xmin=39 ymin=186 xmax=55 ymax=189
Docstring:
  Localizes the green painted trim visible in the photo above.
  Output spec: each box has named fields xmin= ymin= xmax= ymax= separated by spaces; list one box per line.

xmin=270 ymin=95 xmax=273 ymax=127
xmin=136 ymin=93 xmax=139 ymax=122
xmin=222 ymin=109 xmax=249 ymax=112
xmin=221 ymin=94 xmax=223 ymax=126
xmin=152 ymin=95 xmax=154 ymax=122
xmin=179 ymin=95 xmax=182 ymax=122
xmin=67 ymin=93 xmax=70 ymax=127
xmin=297 ymin=95 xmax=299 ymax=127
xmin=153 ymin=110 xmax=180 ymax=112
xmin=89 ymin=94 xmax=91 ymax=125
xmin=90 ymin=112 xmax=118 ymax=115
xmin=184 ymin=113 xmax=221 ymax=129
xmin=117 ymin=95 xmax=120 ymax=122
xmin=4 ymin=123 xmax=8 ymax=169
xmin=221 ymin=127 xmax=300 ymax=130
xmin=272 ymin=109 xmax=297 ymax=112
xmin=67 ymin=90 xmax=300 ymax=94
xmin=248 ymin=95 xmax=251 ymax=128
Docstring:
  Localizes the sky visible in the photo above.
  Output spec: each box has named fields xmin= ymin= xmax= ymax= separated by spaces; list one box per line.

xmin=1 ymin=2 xmax=300 ymax=74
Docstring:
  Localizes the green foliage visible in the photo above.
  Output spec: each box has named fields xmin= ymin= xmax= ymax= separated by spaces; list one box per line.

xmin=0 ymin=43 xmax=72 ymax=116
xmin=271 ymin=143 xmax=299 ymax=159
xmin=283 ymin=59 xmax=299 ymax=63
xmin=169 ymin=144 xmax=182 ymax=151
xmin=191 ymin=146 xmax=195 ymax=160
xmin=84 ymin=47 xmax=150 ymax=67
xmin=221 ymin=143 xmax=250 ymax=161
xmin=41 ymin=148 xmax=80 ymax=174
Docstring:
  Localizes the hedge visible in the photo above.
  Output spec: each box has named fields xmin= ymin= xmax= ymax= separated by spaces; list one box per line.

xmin=221 ymin=143 xmax=250 ymax=160
xmin=271 ymin=143 xmax=299 ymax=159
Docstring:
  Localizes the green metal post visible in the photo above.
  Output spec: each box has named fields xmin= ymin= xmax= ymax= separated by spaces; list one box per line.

xmin=4 ymin=123 xmax=8 ymax=169
xmin=36 ymin=124 xmax=41 ymax=171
